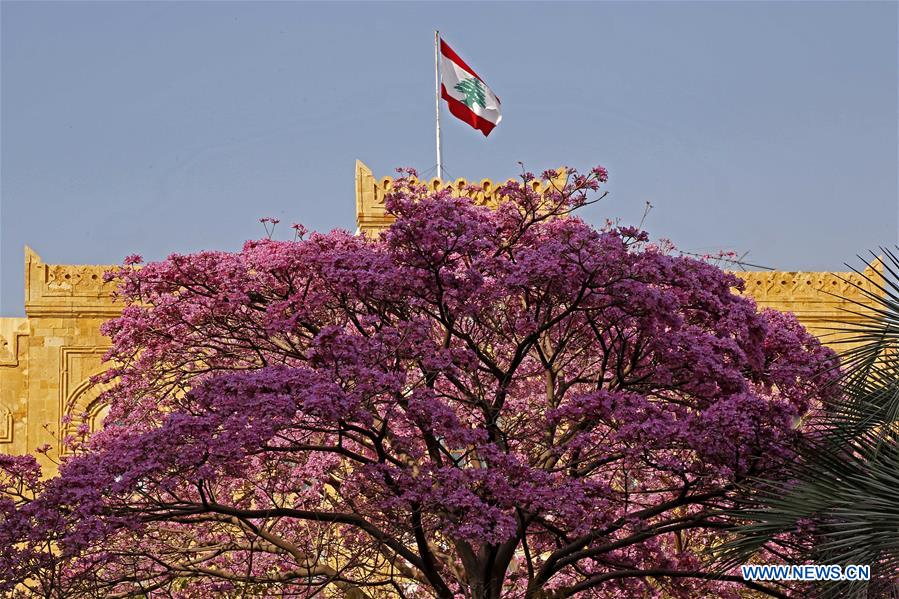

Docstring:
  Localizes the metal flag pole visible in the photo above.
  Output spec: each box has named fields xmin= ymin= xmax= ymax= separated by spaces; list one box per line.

xmin=434 ymin=30 xmax=443 ymax=180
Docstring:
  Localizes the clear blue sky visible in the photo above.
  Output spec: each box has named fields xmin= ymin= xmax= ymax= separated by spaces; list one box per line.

xmin=2 ymin=1 xmax=896 ymax=316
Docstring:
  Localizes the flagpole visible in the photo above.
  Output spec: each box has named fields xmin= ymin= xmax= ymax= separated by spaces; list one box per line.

xmin=434 ymin=30 xmax=443 ymax=180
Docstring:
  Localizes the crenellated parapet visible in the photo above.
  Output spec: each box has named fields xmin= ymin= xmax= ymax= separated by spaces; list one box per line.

xmin=733 ymin=261 xmax=883 ymax=337
xmin=24 ymin=246 xmax=121 ymax=318
xmin=355 ymin=160 xmax=566 ymax=236
xmin=736 ymin=263 xmax=883 ymax=304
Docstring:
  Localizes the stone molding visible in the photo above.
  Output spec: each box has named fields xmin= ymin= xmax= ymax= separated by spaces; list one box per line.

xmin=0 ymin=405 xmax=12 ymax=444
xmin=24 ymin=246 xmax=122 ymax=317
xmin=0 ymin=319 xmax=28 ymax=367
xmin=58 ymin=347 xmax=111 ymax=456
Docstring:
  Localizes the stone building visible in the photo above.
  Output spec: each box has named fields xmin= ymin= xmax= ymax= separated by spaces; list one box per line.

xmin=0 ymin=161 xmax=884 ymax=470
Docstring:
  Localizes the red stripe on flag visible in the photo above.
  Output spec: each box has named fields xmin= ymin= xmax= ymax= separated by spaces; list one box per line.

xmin=441 ymin=85 xmax=497 ymax=137
xmin=439 ymin=39 xmax=483 ymax=83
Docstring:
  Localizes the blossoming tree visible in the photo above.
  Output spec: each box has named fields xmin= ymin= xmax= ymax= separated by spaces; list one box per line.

xmin=0 ymin=168 xmax=837 ymax=598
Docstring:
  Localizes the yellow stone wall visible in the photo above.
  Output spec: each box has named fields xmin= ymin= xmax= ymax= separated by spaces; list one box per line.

xmin=0 ymin=247 xmax=120 ymax=470
xmin=0 ymin=161 xmax=883 ymax=466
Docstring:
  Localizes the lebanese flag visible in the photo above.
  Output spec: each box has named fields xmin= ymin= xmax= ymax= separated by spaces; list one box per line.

xmin=439 ymin=38 xmax=502 ymax=137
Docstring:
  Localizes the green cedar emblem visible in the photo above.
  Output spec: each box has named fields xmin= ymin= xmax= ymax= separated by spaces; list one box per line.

xmin=454 ymin=77 xmax=487 ymax=109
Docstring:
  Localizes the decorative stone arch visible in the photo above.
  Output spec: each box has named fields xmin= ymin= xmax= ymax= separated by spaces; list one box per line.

xmin=60 ymin=372 xmax=116 ymax=455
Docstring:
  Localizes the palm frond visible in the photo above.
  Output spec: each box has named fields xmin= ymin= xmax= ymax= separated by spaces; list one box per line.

xmin=715 ymin=248 xmax=899 ymax=597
